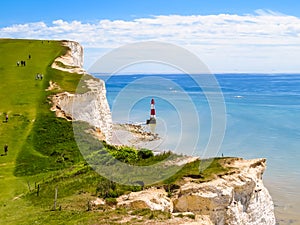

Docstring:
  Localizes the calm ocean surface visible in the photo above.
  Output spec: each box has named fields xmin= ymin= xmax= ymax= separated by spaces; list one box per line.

xmin=95 ymin=73 xmax=300 ymax=224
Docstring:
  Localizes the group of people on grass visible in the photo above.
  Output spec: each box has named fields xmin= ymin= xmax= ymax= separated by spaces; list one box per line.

xmin=17 ymin=60 xmax=26 ymax=67
xmin=35 ymin=73 xmax=44 ymax=80
xmin=16 ymin=54 xmax=31 ymax=67
xmin=16 ymin=54 xmax=45 ymax=81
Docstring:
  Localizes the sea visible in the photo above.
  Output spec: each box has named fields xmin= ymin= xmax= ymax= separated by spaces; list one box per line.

xmin=94 ymin=73 xmax=300 ymax=225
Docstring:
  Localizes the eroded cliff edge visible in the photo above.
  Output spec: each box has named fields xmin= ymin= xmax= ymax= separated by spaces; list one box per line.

xmin=118 ymin=158 xmax=276 ymax=225
xmin=50 ymin=40 xmax=112 ymax=142
xmin=49 ymin=40 xmax=276 ymax=225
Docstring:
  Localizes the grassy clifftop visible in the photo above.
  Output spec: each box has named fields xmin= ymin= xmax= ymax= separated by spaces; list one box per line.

xmin=0 ymin=39 xmax=82 ymax=175
xmin=0 ymin=39 xmax=86 ymax=224
xmin=0 ymin=39 xmax=231 ymax=224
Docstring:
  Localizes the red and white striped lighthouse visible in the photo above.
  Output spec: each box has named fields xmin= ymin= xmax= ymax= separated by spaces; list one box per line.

xmin=150 ymin=98 xmax=156 ymax=119
xmin=147 ymin=98 xmax=157 ymax=124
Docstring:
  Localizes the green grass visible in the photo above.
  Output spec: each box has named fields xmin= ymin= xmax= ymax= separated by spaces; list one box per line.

xmin=0 ymin=39 xmax=63 ymax=182
xmin=0 ymin=38 xmax=84 ymax=224
xmin=0 ymin=38 xmax=234 ymax=224
xmin=161 ymin=157 xmax=230 ymax=186
xmin=14 ymin=114 xmax=83 ymax=176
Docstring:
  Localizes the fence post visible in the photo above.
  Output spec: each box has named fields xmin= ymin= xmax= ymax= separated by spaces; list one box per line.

xmin=37 ymin=184 xmax=40 ymax=197
xmin=27 ymin=181 xmax=31 ymax=192
xmin=53 ymin=186 xmax=58 ymax=210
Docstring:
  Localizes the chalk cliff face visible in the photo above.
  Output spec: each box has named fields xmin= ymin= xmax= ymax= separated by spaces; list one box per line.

xmin=172 ymin=158 xmax=275 ymax=225
xmin=50 ymin=41 xmax=112 ymax=142
xmin=117 ymin=158 xmax=276 ymax=225
xmin=52 ymin=40 xmax=86 ymax=74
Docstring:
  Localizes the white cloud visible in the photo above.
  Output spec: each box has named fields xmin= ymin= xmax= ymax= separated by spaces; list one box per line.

xmin=1 ymin=10 xmax=300 ymax=73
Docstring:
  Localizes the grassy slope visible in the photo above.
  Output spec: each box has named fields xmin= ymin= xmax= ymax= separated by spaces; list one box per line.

xmin=0 ymin=39 xmax=83 ymax=224
xmin=0 ymin=39 xmax=232 ymax=225
xmin=0 ymin=39 xmax=61 ymax=199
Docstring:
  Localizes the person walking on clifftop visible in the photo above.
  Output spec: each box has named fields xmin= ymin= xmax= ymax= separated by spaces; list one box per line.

xmin=4 ymin=144 xmax=8 ymax=155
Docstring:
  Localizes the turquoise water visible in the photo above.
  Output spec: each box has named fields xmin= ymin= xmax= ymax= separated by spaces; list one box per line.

xmin=95 ymin=73 xmax=300 ymax=224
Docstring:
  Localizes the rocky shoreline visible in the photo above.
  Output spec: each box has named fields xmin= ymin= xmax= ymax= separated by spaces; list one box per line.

xmin=111 ymin=123 xmax=161 ymax=150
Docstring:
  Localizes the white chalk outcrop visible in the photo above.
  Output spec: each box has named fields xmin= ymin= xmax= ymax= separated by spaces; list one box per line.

xmin=117 ymin=158 xmax=276 ymax=225
xmin=173 ymin=158 xmax=275 ymax=225
xmin=50 ymin=41 xmax=112 ymax=142
xmin=50 ymin=80 xmax=112 ymax=142
xmin=52 ymin=40 xmax=86 ymax=74
xmin=117 ymin=187 xmax=173 ymax=212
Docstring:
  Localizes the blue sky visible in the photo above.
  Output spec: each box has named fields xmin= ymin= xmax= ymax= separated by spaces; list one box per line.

xmin=1 ymin=0 xmax=300 ymax=73
xmin=2 ymin=0 xmax=300 ymax=25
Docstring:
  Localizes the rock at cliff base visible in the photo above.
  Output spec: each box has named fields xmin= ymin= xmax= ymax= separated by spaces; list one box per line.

xmin=117 ymin=187 xmax=173 ymax=212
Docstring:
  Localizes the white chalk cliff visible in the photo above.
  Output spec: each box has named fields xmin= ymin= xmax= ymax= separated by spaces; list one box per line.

xmin=50 ymin=41 xmax=112 ymax=142
xmin=51 ymin=40 xmax=86 ymax=74
xmin=117 ymin=158 xmax=276 ymax=225
xmin=50 ymin=41 xmax=276 ymax=224
xmin=172 ymin=158 xmax=276 ymax=225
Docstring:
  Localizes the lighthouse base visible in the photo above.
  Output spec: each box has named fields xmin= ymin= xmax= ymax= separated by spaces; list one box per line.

xmin=146 ymin=118 xmax=156 ymax=125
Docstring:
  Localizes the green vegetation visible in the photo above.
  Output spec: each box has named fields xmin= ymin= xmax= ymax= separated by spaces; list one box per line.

xmin=0 ymin=39 xmax=233 ymax=224
xmin=0 ymin=38 xmax=86 ymax=225
xmin=162 ymin=157 xmax=230 ymax=185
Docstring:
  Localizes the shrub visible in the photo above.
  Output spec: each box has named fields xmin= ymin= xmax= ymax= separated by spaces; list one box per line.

xmin=105 ymin=197 xmax=117 ymax=206
xmin=137 ymin=149 xmax=154 ymax=159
